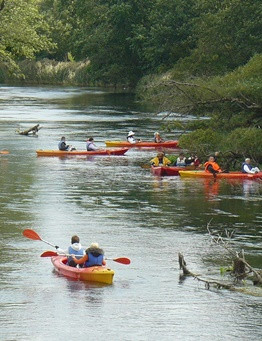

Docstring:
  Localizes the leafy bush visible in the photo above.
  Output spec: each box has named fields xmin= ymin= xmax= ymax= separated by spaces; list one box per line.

xmin=224 ymin=128 xmax=262 ymax=163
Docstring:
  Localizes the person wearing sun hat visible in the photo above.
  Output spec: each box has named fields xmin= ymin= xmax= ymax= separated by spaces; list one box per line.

xmin=127 ymin=131 xmax=137 ymax=143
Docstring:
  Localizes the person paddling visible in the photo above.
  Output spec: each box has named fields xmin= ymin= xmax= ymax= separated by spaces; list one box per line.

xmin=58 ymin=136 xmax=75 ymax=151
xmin=204 ymin=156 xmax=222 ymax=176
xmin=86 ymin=137 xmax=97 ymax=151
xmin=67 ymin=235 xmax=85 ymax=267
xmin=154 ymin=132 xmax=163 ymax=143
xmin=58 ymin=136 xmax=70 ymax=151
xmin=127 ymin=131 xmax=140 ymax=144
xmin=72 ymin=243 xmax=106 ymax=267
xmin=242 ymin=158 xmax=260 ymax=174
xmin=150 ymin=152 xmax=171 ymax=167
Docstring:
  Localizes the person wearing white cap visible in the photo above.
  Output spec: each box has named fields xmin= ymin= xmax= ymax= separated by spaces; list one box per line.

xmin=242 ymin=158 xmax=260 ymax=174
xmin=127 ymin=131 xmax=137 ymax=144
xmin=154 ymin=132 xmax=163 ymax=143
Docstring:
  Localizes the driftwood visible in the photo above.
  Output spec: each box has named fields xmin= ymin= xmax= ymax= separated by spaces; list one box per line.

xmin=178 ymin=222 xmax=262 ymax=293
xmin=178 ymin=253 xmax=234 ymax=290
xmin=207 ymin=223 xmax=262 ymax=286
xmin=16 ymin=124 xmax=41 ymax=136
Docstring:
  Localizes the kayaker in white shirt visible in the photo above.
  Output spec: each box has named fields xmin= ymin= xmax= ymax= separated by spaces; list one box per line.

xmin=86 ymin=137 xmax=98 ymax=151
xmin=242 ymin=158 xmax=260 ymax=174
xmin=127 ymin=131 xmax=141 ymax=143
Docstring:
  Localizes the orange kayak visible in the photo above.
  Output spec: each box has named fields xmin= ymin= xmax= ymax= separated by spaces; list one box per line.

xmin=36 ymin=148 xmax=128 ymax=157
xmin=179 ymin=170 xmax=262 ymax=180
xmin=105 ymin=140 xmax=179 ymax=148
xmin=51 ymin=256 xmax=114 ymax=284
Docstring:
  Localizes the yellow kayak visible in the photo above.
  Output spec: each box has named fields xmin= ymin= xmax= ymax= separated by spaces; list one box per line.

xmin=51 ymin=256 xmax=115 ymax=284
xmin=179 ymin=170 xmax=262 ymax=180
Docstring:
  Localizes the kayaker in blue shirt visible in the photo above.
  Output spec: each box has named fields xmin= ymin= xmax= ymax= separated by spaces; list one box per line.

xmin=58 ymin=136 xmax=70 ymax=151
xmin=242 ymin=158 xmax=260 ymax=174
xmin=67 ymin=235 xmax=85 ymax=267
xmin=72 ymin=242 xmax=106 ymax=267
xmin=86 ymin=137 xmax=97 ymax=151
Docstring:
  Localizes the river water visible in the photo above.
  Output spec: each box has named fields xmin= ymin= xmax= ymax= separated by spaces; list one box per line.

xmin=0 ymin=86 xmax=261 ymax=341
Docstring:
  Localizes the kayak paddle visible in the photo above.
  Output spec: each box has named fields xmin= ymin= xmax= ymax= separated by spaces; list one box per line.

xmin=40 ymin=251 xmax=131 ymax=264
xmin=23 ymin=229 xmax=57 ymax=248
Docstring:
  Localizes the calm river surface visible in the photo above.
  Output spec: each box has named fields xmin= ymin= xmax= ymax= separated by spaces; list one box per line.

xmin=0 ymin=86 xmax=261 ymax=341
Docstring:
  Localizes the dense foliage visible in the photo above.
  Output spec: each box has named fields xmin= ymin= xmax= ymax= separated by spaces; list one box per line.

xmin=0 ymin=0 xmax=261 ymax=162
xmin=0 ymin=0 xmax=54 ymax=79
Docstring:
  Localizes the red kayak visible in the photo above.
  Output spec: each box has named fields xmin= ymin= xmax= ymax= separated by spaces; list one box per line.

xmin=151 ymin=165 xmax=198 ymax=176
xmin=105 ymin=140 xmax=179 ymax=149
xmin=51 ymin=256 xmax=114 ymax=284
xmin=36 ymin=148 xmax=129 ymax=157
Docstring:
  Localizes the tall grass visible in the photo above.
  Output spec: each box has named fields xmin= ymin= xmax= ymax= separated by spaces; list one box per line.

xmin=1 ymin=58 xmax=93 ymax=86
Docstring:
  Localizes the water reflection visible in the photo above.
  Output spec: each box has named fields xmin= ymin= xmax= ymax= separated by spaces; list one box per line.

xmin=1 ymin=86 xmax=262 ymax=341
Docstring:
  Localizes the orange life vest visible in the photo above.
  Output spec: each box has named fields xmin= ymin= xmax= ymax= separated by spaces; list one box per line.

xmin=204 ymin=161 xmax=221 ymax=173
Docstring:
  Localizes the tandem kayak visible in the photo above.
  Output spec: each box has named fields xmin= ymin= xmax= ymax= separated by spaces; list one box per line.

xmin=179 ymin=170 xmax=262 ymax=180
xmin=151 ymin=165 xmax=198 ymax=176
xmin=36 ymin=148 xmax=129 ymax=157
xmin=51 ymin=256 xmax=115 ymax=284
xmin=105 ymin=140 xmax=179 ymax=148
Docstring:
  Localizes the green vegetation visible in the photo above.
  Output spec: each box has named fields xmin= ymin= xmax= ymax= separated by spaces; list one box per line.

xmin=0 ymin=0 xmax=261 ymax=162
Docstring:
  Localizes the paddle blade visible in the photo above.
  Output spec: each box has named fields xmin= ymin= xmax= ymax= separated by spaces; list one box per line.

xmin=113 ymin=257 xmax=131 ymax=265
xmin=41 ymin=251 xmax=58 ymax=257
xmin=23 ymin=229 xmax=41 ymax=240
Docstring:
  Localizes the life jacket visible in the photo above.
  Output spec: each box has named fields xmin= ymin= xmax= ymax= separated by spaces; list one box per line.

xmin=204 ymin=161 xmax=221 ymax=173
xmin=151 ymin=156 xmax=171 ymax=167
xmin=242 ymin=162 xmax=252 ymax=173
xmin=85 ymin=252 xmax=104 ymax=267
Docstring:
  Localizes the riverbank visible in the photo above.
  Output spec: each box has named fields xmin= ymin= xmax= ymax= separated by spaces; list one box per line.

xmin=0 ymin=58 xmax=133 ymax=89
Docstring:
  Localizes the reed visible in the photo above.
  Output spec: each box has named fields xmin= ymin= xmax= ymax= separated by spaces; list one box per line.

xmin=1 ymin=58 xmax=92 ymax=86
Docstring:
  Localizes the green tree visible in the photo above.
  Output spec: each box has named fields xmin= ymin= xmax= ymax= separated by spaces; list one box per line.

xmin=0 ymin=0 xmax=54 ymax=77
xmin=178 ymin=0 xmax=262 ymax=75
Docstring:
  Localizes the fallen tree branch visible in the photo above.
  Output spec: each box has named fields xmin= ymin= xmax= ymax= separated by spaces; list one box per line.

xmin=16 ymin=124 xmax=41 ymax=136
xmin=178 ymin=253 xmax=234 ymax=290
xmin=207 ymin=221 xmax=262 ymax=286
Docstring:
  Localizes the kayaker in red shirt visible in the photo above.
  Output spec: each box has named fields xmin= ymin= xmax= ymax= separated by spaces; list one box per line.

xmin=72 ymin=243 xmax=106 ymax=267
xmin=204 ymin=156 xmax=222 ymax=174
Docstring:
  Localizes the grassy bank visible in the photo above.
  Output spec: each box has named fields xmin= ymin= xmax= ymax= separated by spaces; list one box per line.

xmin=0 ymin=59 xmax=92 ymax=86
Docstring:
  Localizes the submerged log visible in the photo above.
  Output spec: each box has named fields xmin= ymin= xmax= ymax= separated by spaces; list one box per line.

xmin=16 ymin=124 xmax=41 ymax=136
xmin=178 ymin=253 xmax=234 ymax=290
